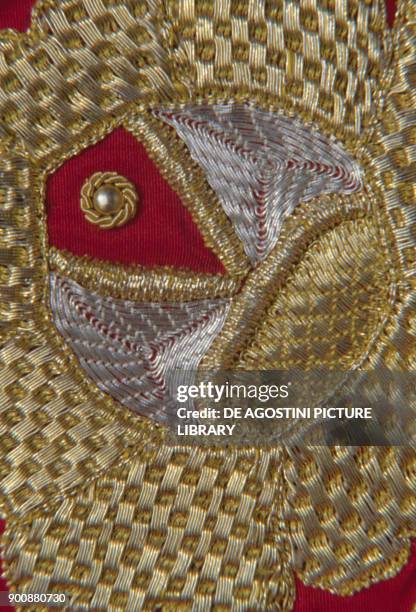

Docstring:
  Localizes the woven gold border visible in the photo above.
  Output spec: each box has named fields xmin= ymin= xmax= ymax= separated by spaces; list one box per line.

xmin=0 ymin=0 xmax=395 ymax=162
xmin=38 ymin=105 xmax=250 ymax=279
xmin=2 ymin=446 xmax=296 ymax=611
xmin=0 ymin=136 xmax=164 ymax=519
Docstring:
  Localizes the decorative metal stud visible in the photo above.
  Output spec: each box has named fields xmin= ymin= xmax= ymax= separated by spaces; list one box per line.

xmin=81 ymin=172 xmax=138 ymax=229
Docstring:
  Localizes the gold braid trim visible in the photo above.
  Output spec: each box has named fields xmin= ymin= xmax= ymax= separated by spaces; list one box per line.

xmin=49 ymin=248 xmax=241 ymax=302
xmin=80 ymin=172 xmax=138 ymax=230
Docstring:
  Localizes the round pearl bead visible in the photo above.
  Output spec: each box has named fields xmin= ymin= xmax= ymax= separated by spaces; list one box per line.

xmin=93 ymin=186 xmax=122 ymax=214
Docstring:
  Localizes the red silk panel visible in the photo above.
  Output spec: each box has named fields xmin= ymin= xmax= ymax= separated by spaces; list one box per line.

xmin=46 ymin=128 xmax=225 ymax=274
xmin=385 ymin=0 xmax=397 ymax=26
xmin=0 ymin=1 xmax=35 ymax=32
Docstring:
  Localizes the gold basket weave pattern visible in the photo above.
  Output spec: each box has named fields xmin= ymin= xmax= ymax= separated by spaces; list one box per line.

xmin=0 ymin=1 xmax=415 ymax=609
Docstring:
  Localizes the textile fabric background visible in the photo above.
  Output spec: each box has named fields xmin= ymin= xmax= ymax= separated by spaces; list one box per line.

xmin=0 ymin=1 xmax=415 ymax=610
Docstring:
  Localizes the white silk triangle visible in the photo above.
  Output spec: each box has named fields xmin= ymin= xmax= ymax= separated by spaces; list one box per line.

xmin=50 ymin=273 xmax=229 ymax=423
xmin=156 ymin=105 xmax=363 ymax=264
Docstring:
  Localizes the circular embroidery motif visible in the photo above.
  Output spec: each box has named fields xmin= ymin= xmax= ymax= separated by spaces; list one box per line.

xmin=80 ymin=171 xmax=138 ymax=229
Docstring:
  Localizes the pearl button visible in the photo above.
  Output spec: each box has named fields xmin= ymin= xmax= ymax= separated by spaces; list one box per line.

xmin=93 ymin=185 xmax=122 ymax=214
xmin=81 ymin=172 xmax=138 ymax=229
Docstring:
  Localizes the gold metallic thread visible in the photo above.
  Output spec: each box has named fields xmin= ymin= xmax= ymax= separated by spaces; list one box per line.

xmin=80 ymin=172 xmax=138 ymax=229
xmin=48 ymin=248 xmax=241 ymax=302
xmin=0 ymin=0 xmax=415 ymax=609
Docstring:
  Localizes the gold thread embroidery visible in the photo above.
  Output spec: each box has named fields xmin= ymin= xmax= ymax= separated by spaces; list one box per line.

xmin=39 ymin=107 xmax=251 ymax=280
xmin=202 ymin=189 xmax=397 ymax=372
xmin=123 ymin=110 xmax=251 ymax=278
xmin=0 ymin=0 xmax=414 ymax=608
xmin=80 ymin=172 xmax=138 ymax=229
xmin=2 ymin=448 xmax=296 ymax=611
xmin=48 ymin=248 xmax=241 ymax=302
xmin=285 ymin=446 xmax=414 ymax=594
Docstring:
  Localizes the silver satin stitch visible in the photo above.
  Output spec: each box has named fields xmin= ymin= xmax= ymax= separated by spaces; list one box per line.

xmin=50 ymin=273 xmax=230 ymax=423
xmin=156 ymin=104 xmax=363 ymax=264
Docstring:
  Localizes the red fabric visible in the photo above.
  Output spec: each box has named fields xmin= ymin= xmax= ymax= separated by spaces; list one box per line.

xmin=0 ymin=0 xmax=35 ymax=32
xmin=47 ymin=128 xmax=225 ymax=274
xmin=295 ymin=542 xmax=416 ymax=611
xmin=3 ymin=2 xmax=415 ymax=612
xmin=385 ymin=0 xmax=397 ymax=27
